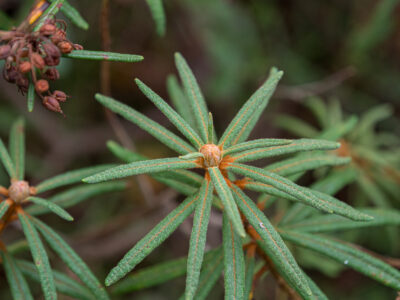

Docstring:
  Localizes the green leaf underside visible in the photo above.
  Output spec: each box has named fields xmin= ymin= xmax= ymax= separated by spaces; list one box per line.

xmin=230 ymin=139 xmax=340 ymax=163
xmin=146 ymin=0 xmax=166 ymax=36
xmin=27 ymin=83 xmax=35 ymax=112
xmin=17 ymin=259 xmax=93 ymax=300
xmin=0 ymin=199 xmax=12 ymax=219
xmin=223 ymin=138 xmax=292 ymax=156
xmin=32 ymin=218 xmax=109 ymax=300
xmin=228 ymin=163 xmax=372 ymax=221
xmin=219 ymin=68 xmax=283 ymax=149
xmin=112 ymin=248 xmax=220 ymax=294
xmin=35 ymin=164 xmax=117 ymax=193
xmin=208 ymin=167 xmax=246 ymax=237
xmin=136 ymin=79 xmax=203 ymax=148
xmin=84 ymin=157 xmax=198 ymax=183
xmin=95 ymin=94 xmax=195 ymax=154
xmin=1 ymin=251 xmax=34 ymax=300
xmin=0 ymin=137 xmax=16 ymax=179
xmin=28 ymin=196 xmax=73 ymax=221
xmin=33 ymin=0 xmax=65 ymax=32
xmin=56 ymin=0 xmax=89 ymax=30
xmin=9 ymin=118 xmax=25 ymax=180
xmin=64 ymin=50 xmax=143 ymax=62
xmin=175 ymin=53 xmax=209 ymax=143
xmin=231 ymin=186 xmax=311 ymax=296
xmin=185 ymin=180 xmax=213 ymax=300
xmin=265 ymin=155 xmax=351 ymax=177
xmin=105 ymin=194 xmax=199 ymax=286
xmin=283 ymin=209 xmax=400 ymax=233
xmin=223 ymin=213 xmax=245 ymax=300
xmin=27 ymin=182 xmax=126 ymax=216
xmin=17 ymin=212 xmax=57 ymax=300
xmin=280 ymin=230 xmax=400 ymax=290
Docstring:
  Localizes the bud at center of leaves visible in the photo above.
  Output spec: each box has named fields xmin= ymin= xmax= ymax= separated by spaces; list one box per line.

xmin=8 ymin=180 xmax=30 ymax=203
xmin=200 ymin=144 xmax=222 ymax=167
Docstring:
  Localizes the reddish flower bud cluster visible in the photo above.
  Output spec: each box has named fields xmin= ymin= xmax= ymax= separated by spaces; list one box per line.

xmin=0 ymin=18 xmax=83 ymax=115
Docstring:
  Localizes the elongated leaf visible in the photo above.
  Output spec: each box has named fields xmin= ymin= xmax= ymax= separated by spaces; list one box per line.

xmin=53 ymin=0 xmax=89 ymax=30
xmin=0 ymin=199 xmax=12 ymax=219
xmin=229 ymin=163 xmax=372 ymax=221
xmin=229 ymin=68 xmax=284 ymax=146
xmin=27 ymin=83 xmax=35 ymax=112
xmin=231 ymin=139 xmax=340 ymax=163
xmin=284 ymin=208 xmax=400 ymax=233
xmin=0 ymin=138 xmax=16 ymax=179
xmin=208 ymin=167 xmax=245 ymax=237
xmin=219 ymin=68 xmax=283 ymax=148
xmin=175 ymin=53 xmax=209 ymax=143
xmin=223 ymin=139 xmax=292 ymax=156
xmin=167 ymin=75 xmax=194 ymax=127
xmin=1 ymin=251 xmax=34 ymax=300
xmin=185 ymin=180 xmax=213 ymax=299
xmin=231 ymin=186 xmax=311 ymax=296
xmin=280 ymin=230 xmax=400 ymax=290
xmin=146 ymin=0 xmax=166 ymax=36
xmin=357 ymin=174 xmax=390 ymax=208
xmin=28 ymin=196 xmax=73 ymax=221
xmin=265 ymin=155 xmax=351 ymax=177
xmin=32 ymin=218 xmax=109 ymax=300
xmin=107 ymin=141 xmax=146 ymax=162
xmin=106 ymin=194 xmax=198 ymax=286
xmin=223 ymin=213 xmax=245 ymax=300
xmin=64 ymin=50 xmax=143 ymax=62
xmin=306 ymin=97 xmax=328 ymax=128
xmin=27 ymin=182 xmax=126 ymax=216
xmin=244 ymin=249 xmax=256 ymax=300
xmin=9 ymin=118 xmax=25 ymax=180
xmin=35 ymin=164 xmax=117 ymax=193
xmin=96 ymin=93 xmax=195 ymax=154
xmin=275 ymin=114 xmax=318 ymax=138
xmin=17 ymin=211 xmax=57 ymax=300
xmin=318 ymin=116 xmax=358 ymax=141
xmin=84 ymin=157 xmax=199 ymax=183
xmin=33 ymin=0 xmax=65 ymax=31
xmin=17 ymin=259 xmax=93 ymax=300
xmin=302 ymin=272 xmax=328 ymax=300
xmin=136 ymin=79 xmax=203 ymax=148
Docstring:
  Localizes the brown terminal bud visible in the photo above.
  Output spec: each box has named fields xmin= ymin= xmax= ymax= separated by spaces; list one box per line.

xmin=18 ymin=61 xmax=31 ymax=74
xmin=31 ymin=52 xmax=45 ymax=69
xmin=53 ymin=90 xmax=67 ymax=102
xmin=43 ymin=96 xmax=63 ymax=114
xmin=0 ymin=45 xmax=11 ymax=59
xmin=35 ymin=79 xmax=49 ymax=93
xmin=9 ymin=180 xmax=30 ymax=203
xmin=43 ymin=42 xmax=61 ymax=58
xmin=44 ymin=68 xmax=60 ymax=81
xmin=200 ymin=144 xmax=222 ymax=167
xmin=40 ymin=23 xmax=57 ymax=36
xmin=57 ymin=41 xmax=73 ymax=54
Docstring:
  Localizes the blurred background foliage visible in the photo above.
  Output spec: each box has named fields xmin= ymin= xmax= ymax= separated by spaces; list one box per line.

xmin=0 ymin=0 xmax=399 ymax=299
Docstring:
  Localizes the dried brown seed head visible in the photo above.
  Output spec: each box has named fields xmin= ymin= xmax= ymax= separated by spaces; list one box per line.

xmin=44 ymin=55 xmax=60 ymax=66
xmin=0 ymin=45 xmax=11 ymax=59
xmin=40 ymin=24 xmax=57 ymax=36
xmin=43 ymin=43 xmax=61 ymax=58
xmin=200 ymin=144 xmax=222 ymax=167
xmin=43 ymin=96 xmax=63 ymax=114
xmin=18 ymin=61 xmax=31 ymax=74
xmin=35 ymin=79 xmax=49 ymax=93
xmin=44 ymin=68 xmax=60 ymax=81
xmin=3 ymin=66 xmax=19 ymax=83
xmin=53 ymin=90 xmax=67 ymax=102
xmin=31 ymin=52 xmax=45 ymax=69
xmin=50 ymin=30 xmax=66 ymax=44
xmin=57 ymin=41 xmax=73 ymax=54
xmin=9 ymin=180 xmax=30 ymax=203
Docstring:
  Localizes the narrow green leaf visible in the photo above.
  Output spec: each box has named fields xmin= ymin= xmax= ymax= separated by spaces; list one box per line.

xmin=0 ymin=137 xmax=16 ymax=179
xmin=52 ymin=0 xmax=89 ymax=30
xmin=207 ymin=113 xmax=214 ymax=144
xmin=223 ymin=138 xmax=292 ymax=156
xmin=33 ymin=0 xmax=65 ymax=31
xmin=17 ymin=259 xmax=93 ymax=300
xmin=27 ymin=182 xmax=126 ymax=216
xmin=0 ymin=199 xmax=12 ymax=219
xmin=64 ymin=50 xmax=143 ymax=62
xmin=27 ymin=83 xmax=35 ymax=112
xmin=275 ymin=114 xmax=318 ymax=138
xmin=318 ymin=116 xmax=358 ymax=141
xmin=231 ymin=186 xmax=311 ymax=296
xmin=28 ymin=196 xmax=73 ymax=221
xmin=32 ymin=218 xmax=109 ymax=300
xmin=219 ymin=68 xmax=283 ymax=148
xmin=17 ymin=211 xmax=57 ymax=300
xmin=35 ymin=164 xmax=117 ymax=193
xmin=107 ymin=140 xmax=146 ymax=162
xmin=166 ymin=74 xmax=194 ymax=127
xmin=83 ymin=157 xmax=198 ymax=183
xmin=223 ymin=213 xmax=245 ymax=300
xmin=302 ymin=272 xmax=329 ymax=300
xmin=265 ymin=155 xmax=351 ymax=177
xmin=179 ymin=152 xmax=204 ymax=160
xmin=136 ymin=79 xmax=203 ymax=148
xmin=282 ymin=208 xmax=400 ymax=233
xmin=146 ymin=0 xmax=166 ymax=36
xmin=208 ymin=167 xmax=246 ymax=237
xmin=175 ymin=53 xmax=209 ymax=143
xmin=96 ymin=93 xmax=195 ymax=154
xmin=1 ymin=251 xmax=34 ymax=300
xmin=280 ymin=230 xmax=400 ymax=290
xmin=305 ymin=97 xmax=328 ymax=129
xmin=229 ymin=163 xmax=372 ymax=221
xmin=154 ymin=176 xmax=198 ymax=196
xmin=9 ymin=118 xmax=25 ymax=180
xmin=244 ymin=250 xmax=256 ymax=300
xmin=185 ymin=180 xmax=213 ymax=299
xmin=231 ymin=139 xmax=340 ymax=163
xmin=357 ymin=174 xmax=390 ymax=208
xmin=105 ymin=194 xmax=198 ymax=286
